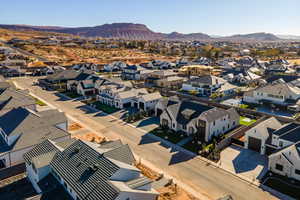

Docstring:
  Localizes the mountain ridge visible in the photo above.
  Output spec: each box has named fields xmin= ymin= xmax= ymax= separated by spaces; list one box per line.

xmin=0 ymin=23 xmax=281 ymax=41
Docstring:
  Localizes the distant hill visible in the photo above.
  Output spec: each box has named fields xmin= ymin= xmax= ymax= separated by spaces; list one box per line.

xmin=276 ymin=34 xmax=300 ymax=40
xmin=220 ymin=32 xmax=280 ymax=41
xmin=0 ymin=23 xmax=211 ymax=41
xmin=0 ymin=23 xmax=282 ymax=41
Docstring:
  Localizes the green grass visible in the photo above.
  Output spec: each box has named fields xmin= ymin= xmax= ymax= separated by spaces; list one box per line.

xmin=150 ymin=127 xmax=184 ymax=144
xmin=239 ymin=116 xmax=256 ymax=126
xmin=264 ymin=177 xmax=300 ymax=199
xmin=62 ymin=92 xmax=82 ymax=99
xmin=92 ymin=102 xmax=119 ymax=114
xmin=31 ymin=96 xmax=47 ymax=106
xmin=35 ymin=99 xmax=47 ymax=106
xmin=239 ymin=104 xmax=249 ymax=109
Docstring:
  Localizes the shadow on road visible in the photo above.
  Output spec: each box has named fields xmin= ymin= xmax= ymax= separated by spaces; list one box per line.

xmin=139 ymin=134 xmax=158 ymax=145
xmin=53 ymin=92 xmax=70 ymax=101
xmin=136 ymin=117 xmax=159 ymax=128
xmin=76 ymin=105 xmax=99 ymax=114
xmin=169 ymin=151 xmax=195 ymax=165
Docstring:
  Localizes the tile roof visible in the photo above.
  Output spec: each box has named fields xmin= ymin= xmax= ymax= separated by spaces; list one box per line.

xmin=50 ymin=140 xmax=120 ymax=200
xmin=23 ymin=140 xmax=59 ymax=164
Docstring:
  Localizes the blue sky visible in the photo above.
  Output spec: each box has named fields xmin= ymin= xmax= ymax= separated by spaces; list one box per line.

xmin=1 ymin=0 xmax=300 ymax=35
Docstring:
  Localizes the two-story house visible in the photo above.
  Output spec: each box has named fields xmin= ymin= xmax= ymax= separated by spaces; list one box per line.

xmin=182 ymin=75 xmax=236 ymax=96
xmin=243 ymin=82 xmax=300 ymax=106
xmin=156 ymin=98 xmax=240 ymax=142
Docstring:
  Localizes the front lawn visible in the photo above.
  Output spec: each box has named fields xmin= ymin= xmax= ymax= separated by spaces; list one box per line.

xmin=62 ymin=91 xmax=82 ymax=99
xmin=149 ymin=127 xmax=185 ymax=144
xmin=92 ymin=102 xmax=119 ymax=114
xmin=239 ymin=104 xmax=249 ymax=109
xmin=264 ymin=177 xmax=300 ymax=199
xmin=31 ymin=96 xmax=47 ymax=106
xmin=239 ymin=116 xmax=256 ymax=126
xmin=35 ymin=99 xmax=47 ymax=106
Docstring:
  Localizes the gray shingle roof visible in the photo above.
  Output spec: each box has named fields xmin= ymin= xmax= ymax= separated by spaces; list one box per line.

xmin=103 ymin=144 xmax=135 ymax=165
xmin=0 ymin=108 xmax=69 ymax=152
xmin=50 ymin=140 xmax=120 ymax=200
xmin=0 ymin=108 xmax=67 ymax=137
xmin=23 ymin=140 xmax=58 ymax=164
xmin=0 ymin=88 xmax=35 ymax=110
xmin=167 ymin=100 xmax=213 ymax=125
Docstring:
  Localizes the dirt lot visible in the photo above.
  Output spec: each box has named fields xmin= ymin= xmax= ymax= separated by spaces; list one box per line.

xmin=68 ymin=123 xmax=83 ymax=131
xmin=135 ymin=163 xmax=199 ymax=200
xmin=72 ymin=132 xmax=106 ymax=143
xmin=20 ymin=44 xmax=174 ymax=65
xmin=158 ymin=184 xmax=199 ymax=200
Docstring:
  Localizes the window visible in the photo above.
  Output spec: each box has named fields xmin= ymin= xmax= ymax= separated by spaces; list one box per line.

xmin=182 ymin=124 xmax=186 ymax=130
xmin=279 ymin=141 xmax=283 ymax=147
xmin=275 ymin=164 xmax=283 ymax=171
xmin=213 ymin=121 xmax=215 ymax=126
xmin=295 ymin=169 xmax=300 ymax=175
xmin=0 ymin=159 xmax=5 ymax=169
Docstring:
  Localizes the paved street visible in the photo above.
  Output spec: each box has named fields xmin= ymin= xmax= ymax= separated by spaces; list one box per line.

xmin=13 ymin=77 xmax=278 ymax=200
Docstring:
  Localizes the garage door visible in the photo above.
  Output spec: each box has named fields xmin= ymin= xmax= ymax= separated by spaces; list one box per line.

xmin=248 ymin=137 xmax=261 ymax=153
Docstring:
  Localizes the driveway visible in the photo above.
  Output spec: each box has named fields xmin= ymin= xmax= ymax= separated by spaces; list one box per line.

xmin=219 ymin=145 xmax=268 ymax=182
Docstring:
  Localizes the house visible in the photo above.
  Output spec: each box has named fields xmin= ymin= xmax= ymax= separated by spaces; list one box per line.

xmin=156 ymin=98 xmax=239 ymax=142
xmin=121 ymin=65 xmax=153 ymax=80
xmin=113 ymin=88 xmax=149 ymax=109
xmin=96 ymin=81 xmax=132 ymax=108
xmin=182 ymin=75 xmax=236 ymax=96
xmin=38 ymin=70 xmax=81 ymax=90
xmin=146 ymin=60 xmax=175 ymax=70
xmin=0 ymin=65 xmax=26 ymax=77
xmin=244 ymin=117 xmax=300 ymax=181
xmin=104 ymin=61 xmax=127 ymax=72
xmin=24 ymin=139 xmax=158 ymax=200
xmin=0 ymin=88 xmax=36 ymax=114
xmin=0 ymin=108 xmax=70 ymax=169
xmin=146 ymin=70 xmax=184 ymax=88
xmin=178 ymin=65 xmax=213 ymax=76
xmin=268 ymin=142 xmax=300 ymax=181
xmin=244 ymin=117 xmax=282 ymax=154
xmin=67 ymin=72 xmax=99 ymax=96
xmin=243 ymin=82 xmax=300 ymax=108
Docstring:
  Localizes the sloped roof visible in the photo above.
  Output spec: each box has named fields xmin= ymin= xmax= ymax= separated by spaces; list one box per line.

xmin=50 ymin=140 xmax=121 ymax=200
xmin=0 ymin=88 xmax=35 ymax=110
xmin=246 ymin=117 xmax=281 ymax=142
xmin=0 ymin=108 xmax=68 ymax=152
xmin=256 ymin=83 xmax=300 ymax=96
xmin=140 ymin=92 xmax=162 ymax=102
xmin=167 ymin=100 xmax=213 ymax=125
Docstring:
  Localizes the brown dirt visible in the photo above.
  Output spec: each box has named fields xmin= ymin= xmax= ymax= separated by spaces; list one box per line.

xmin=72 ymin=132 xmax=106 ymax=144
xmin=158 ymin=184 xmax=200 ymax=200
xmin=68 ymin=123 xmax=83 ymax=131
xmin=135 ymin=163 xmax=162 ymax=181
